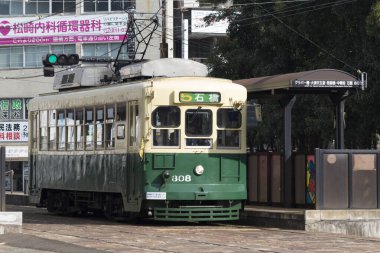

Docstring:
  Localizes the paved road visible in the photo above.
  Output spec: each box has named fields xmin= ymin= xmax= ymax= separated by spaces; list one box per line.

xmin=1 ymin=205 xmax=380 ymax=252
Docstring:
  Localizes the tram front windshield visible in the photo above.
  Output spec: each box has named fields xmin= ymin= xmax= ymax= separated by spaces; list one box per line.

xmin=185 ymin=108 xmax=212 ymax=146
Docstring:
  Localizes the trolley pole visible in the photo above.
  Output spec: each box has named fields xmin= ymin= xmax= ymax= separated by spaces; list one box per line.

xmin=0 ymin=147 xmax=5 ymax=211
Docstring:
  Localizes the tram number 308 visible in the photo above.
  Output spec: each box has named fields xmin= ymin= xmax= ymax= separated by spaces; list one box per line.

xmin=172 ymin=175 xmax=192 ymax=182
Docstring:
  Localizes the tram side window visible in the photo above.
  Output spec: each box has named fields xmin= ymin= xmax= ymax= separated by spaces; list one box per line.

xmin=48 ymin=110 xmax=56 ymax=150
xmin=85 ymin=107 xmax=94 ymax=150
xmin=152 ymin=106 xmax=180 ymax=147
xmin=57 ymin=110 xmax=65 ymax=150
xmin=105 ymin=105 xmax=115 ymax=148
xmin=39 ymin=110 xmax=48 ymax=150
xmin=75 ymin=108 xmax=84 ymax=150
xmin=129 ymin=101 xmax=139 ymax=146
xmin=217 ymin=109 xmax=241 ymax=148
xmin=116 ymin=103 xmax=126 ymax=140
xmin=116 ymin=103 xmax=126 ymax=121
xmin=95 ymin=107 xmax=104 ymax=149
xmin=185 ymin=109 xmax=212 ymax=147
xmin=66 ymin=109 xmax=75 ymax=150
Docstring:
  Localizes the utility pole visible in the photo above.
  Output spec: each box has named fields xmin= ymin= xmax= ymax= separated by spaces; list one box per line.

xmin=0 ymin=147 xmax=5 ymax=211
xmin=160 ymin=0 xmax=168 ymax=58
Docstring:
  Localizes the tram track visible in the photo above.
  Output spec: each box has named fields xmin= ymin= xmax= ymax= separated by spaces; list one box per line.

xmin=6 ymin=205 xmax=380 ymax=253
xmin=21 ymin=211 xmax=260 ymax=252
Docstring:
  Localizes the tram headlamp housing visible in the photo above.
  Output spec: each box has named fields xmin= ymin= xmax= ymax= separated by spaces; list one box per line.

xmin=162 ymin=170 xmax=170 ymax=180
xmin=194 ymin=165 xmax=205 ymax=176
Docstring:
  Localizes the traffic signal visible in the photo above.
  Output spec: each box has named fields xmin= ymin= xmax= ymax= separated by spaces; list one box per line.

xmin=45 ymin=53 xmax=80 ymax=66
xmin=42 ymin=55 xmax=54 ymax=77
xmin=42 ymin=54 xmax=80 ymax=77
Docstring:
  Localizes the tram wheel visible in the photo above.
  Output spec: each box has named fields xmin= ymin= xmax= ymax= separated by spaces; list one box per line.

xmin=103 ymin=195 xmax=138 ymax=222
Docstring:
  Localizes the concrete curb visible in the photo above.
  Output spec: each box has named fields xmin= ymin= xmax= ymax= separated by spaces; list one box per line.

xmin=0 ymin=212 xmax=22 ymax=234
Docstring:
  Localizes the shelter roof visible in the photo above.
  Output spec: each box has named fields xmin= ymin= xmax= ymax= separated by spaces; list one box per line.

xmin=234 ymin=69 xmax=362 ymax=98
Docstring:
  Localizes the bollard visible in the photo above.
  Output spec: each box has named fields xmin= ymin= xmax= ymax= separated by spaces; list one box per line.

xmin=0 ymin=147 xmax=5 ymax=211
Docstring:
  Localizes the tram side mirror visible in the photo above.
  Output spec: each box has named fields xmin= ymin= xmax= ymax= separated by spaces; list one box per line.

xmin=247 ymin=103 xmax=262 ymax=128
xmin=255 ymin=104 xmax=262 ymax=122
xmin=117 ymin=124 xmax=125 ymax=139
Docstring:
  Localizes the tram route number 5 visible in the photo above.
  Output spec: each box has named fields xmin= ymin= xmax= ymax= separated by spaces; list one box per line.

xmin=172 ymin=175 xmax=191 ymax=182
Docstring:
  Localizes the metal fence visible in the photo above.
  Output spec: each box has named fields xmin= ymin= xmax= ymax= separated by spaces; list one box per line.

xmin=247 ymin=152 xmax=315 ymax=207
xmin=316 ymin=149 xmax=379 ymax=209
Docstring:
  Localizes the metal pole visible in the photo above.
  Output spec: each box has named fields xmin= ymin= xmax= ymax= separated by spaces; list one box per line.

xmin=335 ymin=100 xmax=345 ymax=149
xmin=0 ymin=147 xmax=5 ymax=211
xmin=160 ymin=0 xmax=168 ymax=58
xmin=183 ymin=19 xmax=188 ymax=59
xmin=281 ymin=96 xmax=296 ymax=208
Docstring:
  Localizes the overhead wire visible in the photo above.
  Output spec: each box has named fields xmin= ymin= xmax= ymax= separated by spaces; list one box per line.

xmin=1 ymin=0 xmax=361 ymax=79
xmin=257 ymin=3 xmax=359 ymax=73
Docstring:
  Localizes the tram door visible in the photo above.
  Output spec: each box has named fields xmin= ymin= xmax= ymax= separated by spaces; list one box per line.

xmin=126 ymin=101 xmax=141 ymax=209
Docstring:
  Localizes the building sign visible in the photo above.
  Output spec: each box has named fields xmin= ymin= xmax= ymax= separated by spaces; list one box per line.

xmin=191 ymin=10 xmax=228 ymax=34
xmin=179 ymin=92 xmax=221 ymax=103
xmin=5 ymin=146 xmax=28 ymax=158
xmin=0 ymin=13 xmax=128 ymax=45
xmin=0 ymin=122 xmax=28 ymax=142
xmin=290 ymin=80 xmax=363 ymax=89
xmin=0 ymin=98 xmax=29 ymax=120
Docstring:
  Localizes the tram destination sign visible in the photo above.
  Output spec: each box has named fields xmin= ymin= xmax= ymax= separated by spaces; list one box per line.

xmin=291 ymin=80 xmax=363 ymax=89
xmin=179 ymin=92 xmax=221 ymax=103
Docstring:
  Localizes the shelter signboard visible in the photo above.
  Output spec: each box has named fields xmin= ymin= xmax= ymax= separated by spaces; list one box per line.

xmin=291 ymin=80 xmax=363 ymax=89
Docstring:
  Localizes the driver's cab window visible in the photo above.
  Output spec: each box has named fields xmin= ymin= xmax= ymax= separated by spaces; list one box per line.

xmin=185 ymin=108 xmax=212 ymax=147
xmin=217 ymin=108 xmax=241 ymax=148
xmin=152 ymin=106 xmax=180 ymax=147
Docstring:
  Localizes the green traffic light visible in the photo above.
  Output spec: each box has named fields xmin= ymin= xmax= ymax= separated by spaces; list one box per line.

xmin=47 ymin=54 xmax=57 ymax=64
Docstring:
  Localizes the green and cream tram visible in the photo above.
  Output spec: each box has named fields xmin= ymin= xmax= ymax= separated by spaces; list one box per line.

xmin=29 ymin=59 xmax=247 ymax=221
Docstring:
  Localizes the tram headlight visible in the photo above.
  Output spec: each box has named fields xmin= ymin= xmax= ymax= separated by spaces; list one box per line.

xmin=162 ymin=170 xmax=170 ymax=180
xmin=194 ymin=165 xmax=205 ymax=176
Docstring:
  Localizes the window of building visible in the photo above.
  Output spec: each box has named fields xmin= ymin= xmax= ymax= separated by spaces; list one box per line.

xmin=0 ymin=44 xmax=75 ymax=69
xmin=152 ymin=106 xmax=180 ymax=147
xmin=111 ymin=0 xmax=135 ymax=11
xmin=83 ymin=43 xmax=129 ymax=60
xmin=0 ymin=0 xmax=78 ymax=15
xmin=25 ymin=0 xmax=50 ymax=14
xmin=0 ymin=47 xmax=23 ymax=68
xmin=0 ymin=0 xmax=23 ymax=15
xmin=25 ymin=45 xmax=49 ymax=68
xmin=52 ymin=0 xmax=76 ymax=13
xmin=83 ymin=0 xmax=135 ymax=13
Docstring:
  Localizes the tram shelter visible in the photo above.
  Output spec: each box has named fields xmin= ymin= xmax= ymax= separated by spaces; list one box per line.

xmin=235 ymin=69 xmax=367 ymax=207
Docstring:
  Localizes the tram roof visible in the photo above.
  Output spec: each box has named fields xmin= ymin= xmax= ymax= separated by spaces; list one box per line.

xmin=234 ymin=69 xmax=363 ymax=98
